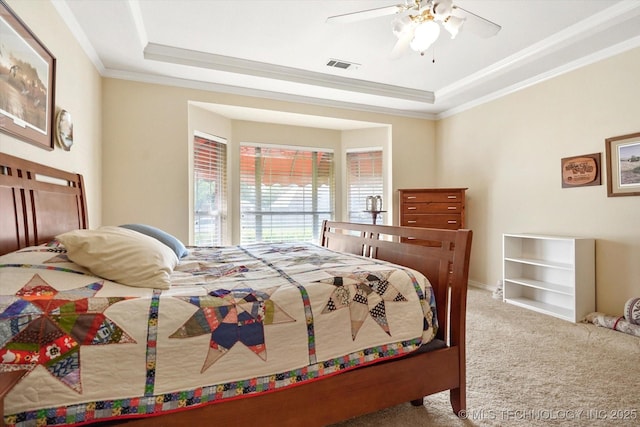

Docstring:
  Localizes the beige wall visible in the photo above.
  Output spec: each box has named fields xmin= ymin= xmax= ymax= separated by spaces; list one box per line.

xmin=0 ymin=0 xmax=102 ymax=226
xmin=102 ymin=78 xmax=435 ymax=244
xmin=436 ymin=47 xmax=640 ymax=314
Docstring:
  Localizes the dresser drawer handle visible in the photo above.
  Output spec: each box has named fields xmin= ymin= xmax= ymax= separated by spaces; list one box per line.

xmin=448 ymin=220 xmax=457 ymax=224
xmin=447 ymin=206 xmax=456 ymax=210
xmin=447 ymin=195 xmax=457 ymax=199
xmin=407 ymin=220 xmax=417 ymax=224
xmin=407 ymin=237 xmax=416 ymax=240
xmin=407 ymin=196 xmax=417 ymax=199
xmin=407 ymin=207 xmax=417 ymax=210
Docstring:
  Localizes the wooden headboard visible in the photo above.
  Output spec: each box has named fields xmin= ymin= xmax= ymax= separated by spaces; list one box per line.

xmin=0 ymin=152 xmax=88 ymax=255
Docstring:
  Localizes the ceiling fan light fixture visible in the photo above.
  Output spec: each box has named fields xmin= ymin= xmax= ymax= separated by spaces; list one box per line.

xmin=392 ymin=15 xmax=415 ymax=38
xmin=410 ymin=19 xmax=440 ymax=53
xmin=443 ymin=15 xmax=465 ymax=39
xmin=327 ymin=0 xmax=501 ymax=58
xmin=432 ymin=0 xmax=453 ymax=20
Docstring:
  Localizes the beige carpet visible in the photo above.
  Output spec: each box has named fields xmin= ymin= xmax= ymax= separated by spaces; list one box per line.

xmin=333 ymin=287 xmax=640 ymax=427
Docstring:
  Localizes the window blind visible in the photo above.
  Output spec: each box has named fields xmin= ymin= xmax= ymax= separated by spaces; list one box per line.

xmin=346 ymin=150 xmax=383 ymax=224
xmin=193 ymin=134 xmax=227 ymax=246
xmin=240 ymin=144 xmax=334 ymax=244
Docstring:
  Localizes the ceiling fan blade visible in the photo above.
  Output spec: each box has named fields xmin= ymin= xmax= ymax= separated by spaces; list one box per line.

xmin=326 ymin=4 xmax=405 ymax=24
xmin=390 ymin=25 xmax=416 ymax=59
xmin=453 ymin=5 xmax=501 ymax=38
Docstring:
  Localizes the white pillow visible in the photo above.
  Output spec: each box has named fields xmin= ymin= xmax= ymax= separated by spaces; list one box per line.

xmin=57 ymin=226 xmax=178 ymax=290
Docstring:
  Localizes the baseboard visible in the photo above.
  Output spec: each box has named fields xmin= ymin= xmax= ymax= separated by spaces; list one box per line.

xmin=468 ymin=280 xmax=495 ymax=291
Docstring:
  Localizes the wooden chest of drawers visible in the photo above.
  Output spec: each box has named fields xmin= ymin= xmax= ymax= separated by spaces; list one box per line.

xmin=399 ymin=188 xmax=466 ymax=230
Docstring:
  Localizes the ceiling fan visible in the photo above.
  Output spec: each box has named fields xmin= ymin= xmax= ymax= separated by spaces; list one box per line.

xmin=326 ymin=0 xmax=501 ymax=57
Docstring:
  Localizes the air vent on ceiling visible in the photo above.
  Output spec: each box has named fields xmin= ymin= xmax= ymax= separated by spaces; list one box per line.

xmin=326 ymin=59 xmax=360 ymax=70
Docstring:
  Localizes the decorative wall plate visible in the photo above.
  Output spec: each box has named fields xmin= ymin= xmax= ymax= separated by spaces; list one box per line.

xmin=55 ymin=109 xmax=73 ymax=150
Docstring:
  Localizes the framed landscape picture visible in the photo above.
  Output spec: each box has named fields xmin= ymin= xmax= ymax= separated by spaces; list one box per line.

xmin=0 ymin=0 xmax=56 ymax=150
xmin=605 ymin=132 xmax=640 ymax=197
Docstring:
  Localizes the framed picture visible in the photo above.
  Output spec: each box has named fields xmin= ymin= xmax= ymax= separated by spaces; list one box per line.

xmin=561 ymin=153 xmax=601 ymax=188
xmin=605 ymin=132 xmax=640 ymax=197
xmin=0 ymin=0 xmax=56 ymax=150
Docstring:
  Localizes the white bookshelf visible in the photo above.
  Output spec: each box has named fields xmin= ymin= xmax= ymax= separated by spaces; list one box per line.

xmin=503 ymin=233 xmax=595 ymax=322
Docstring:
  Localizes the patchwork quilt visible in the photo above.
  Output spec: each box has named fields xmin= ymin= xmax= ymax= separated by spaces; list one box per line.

xmin=0 ymin=241 xmax=437 ymax=426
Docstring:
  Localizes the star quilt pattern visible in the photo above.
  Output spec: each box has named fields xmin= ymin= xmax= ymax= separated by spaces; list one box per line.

xmin=170 ymin=286 xmax=296 ymax=372
xmin=319 ymin=270 xmax=408 ymax=340
xmin=0 ymin=241 xmax=437 ymax=427
xmin=0 ymin=274 xmax=135 ymax=393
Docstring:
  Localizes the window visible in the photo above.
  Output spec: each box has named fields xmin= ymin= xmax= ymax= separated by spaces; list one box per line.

xmin=193 ymin=133 xmax=227 ymax=246
xmin=346 ymin=149 xmax=383 ymax=224
xmin=240 ymin=144 xmax=334 ymax=244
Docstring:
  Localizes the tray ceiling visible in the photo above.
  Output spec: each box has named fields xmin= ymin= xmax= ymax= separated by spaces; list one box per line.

xmin=55 ymin=0 xmax=640 ymax=120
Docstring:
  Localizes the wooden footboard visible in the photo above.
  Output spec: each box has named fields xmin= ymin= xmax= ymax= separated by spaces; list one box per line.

xmin=321 ymin=220 xmax=473 ymax=416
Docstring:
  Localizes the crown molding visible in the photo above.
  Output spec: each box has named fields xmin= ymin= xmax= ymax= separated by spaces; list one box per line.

xmin=127 ymin=0 xmax=148 ymax=48
xmin=437 ymin=0 xmax=640 ymax=102
xmin=437 ymin=35 xmax=640 ymax=119
xmin=102 ymin=68 xmax=438 ymax=120
xmin=143 ymin=42 xmax=435 ymax=104
xmin=51 ymin=0 xmax=106 ymax=74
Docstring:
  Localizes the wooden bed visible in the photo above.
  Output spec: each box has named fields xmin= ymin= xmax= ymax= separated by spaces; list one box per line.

xmin=0 ymin=152 xmax=472 ymax=427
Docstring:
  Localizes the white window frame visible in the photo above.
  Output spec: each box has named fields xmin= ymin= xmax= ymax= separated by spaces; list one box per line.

xmin=193 ymin=131 xmax=227 ymax=246
xmin=346 ymin=147 xmax=384 ymax=225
